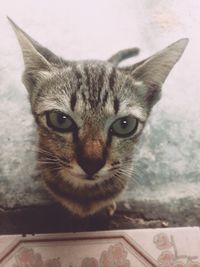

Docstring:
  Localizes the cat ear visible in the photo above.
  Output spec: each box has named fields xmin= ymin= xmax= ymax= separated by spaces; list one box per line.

xmin=8 ymin=17 xmax=65 ymax=93
xmin=121 ymin=39 xmax=189 ymax=107
xmin=108 ymin=47 xmax=139 ymax=66
xmin=8 ymin=17 xmax=53 ymax=72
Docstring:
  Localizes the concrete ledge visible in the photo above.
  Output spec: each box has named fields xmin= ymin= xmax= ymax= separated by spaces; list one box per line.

xmin=0 ymin=199 xmax=199 ymax=235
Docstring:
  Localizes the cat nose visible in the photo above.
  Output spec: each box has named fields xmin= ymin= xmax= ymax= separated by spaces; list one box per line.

xmin=77 ymin=156 xmax=106 ymax=176
xmin=76 ymin=137 xmax=107 ymax=177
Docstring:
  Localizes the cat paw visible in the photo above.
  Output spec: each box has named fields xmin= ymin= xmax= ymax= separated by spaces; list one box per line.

xmin=106 ymin=202 xmax=117 ymax=216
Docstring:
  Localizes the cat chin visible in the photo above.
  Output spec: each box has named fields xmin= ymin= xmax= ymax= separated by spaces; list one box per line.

xmin=41 ymin=167 xmax=127 ymax=217
xmin=45 ymin=184 xmax=118 ymax=217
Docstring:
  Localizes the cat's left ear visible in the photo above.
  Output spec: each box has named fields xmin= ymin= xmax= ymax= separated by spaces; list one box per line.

xmin=120 ymin=39 xmax=189 ymax=107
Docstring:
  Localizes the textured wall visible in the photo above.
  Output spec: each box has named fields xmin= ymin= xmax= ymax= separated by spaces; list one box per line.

xmin=0 ymin=0 xmax=199 ymax=209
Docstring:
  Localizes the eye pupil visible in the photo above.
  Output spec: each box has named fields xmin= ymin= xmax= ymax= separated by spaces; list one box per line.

xmin=57 ymin=114 xmax=67 ymax=124
xmin=121 ymin=119 xmax=128 ymax=129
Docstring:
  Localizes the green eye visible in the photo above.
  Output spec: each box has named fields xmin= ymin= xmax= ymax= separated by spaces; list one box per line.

xmin=110 ymin=116 xmax=138 ymax=138
xmin=46 ymin=111 xmax=76 ymax=132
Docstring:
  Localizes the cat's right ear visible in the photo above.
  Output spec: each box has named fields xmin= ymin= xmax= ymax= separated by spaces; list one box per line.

xmin=119 ymin=39 xmax=188 ymax=108
xmin=8 ymin=17 xmax=60 ymax=92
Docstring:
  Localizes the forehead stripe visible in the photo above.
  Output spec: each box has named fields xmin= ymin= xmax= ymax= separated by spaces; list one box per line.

xmin=70 ymin=92 xmax=77 ymax=111
xmin=114 ymin=97 xmax=120 ymax=114
xmin=73 ymin=66 xmax=83 ymax=91
xmin=102 ymin=91 xmax=108 ymax=106
xmin=109 ymin=68 xmax=116 ymax=91
xmin=97 ymin=67 xmax=105 ymax=102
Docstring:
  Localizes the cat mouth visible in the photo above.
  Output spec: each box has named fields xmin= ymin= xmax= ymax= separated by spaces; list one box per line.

xmin=59 ymin=167 xmax=100 ymax=182
xmin=85 ymin=174 xmax=96 ymax=180
xmin=57 ymin=164 xmax=115 ymax=184
xmin=75 ymin=172 xmax=99 ymax=181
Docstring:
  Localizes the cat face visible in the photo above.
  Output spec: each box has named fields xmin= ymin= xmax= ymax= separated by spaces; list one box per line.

xmin=9 ymin=18 xmax=188 ymax=216
xmin=34 ymin=61 xmax=147 ymax=178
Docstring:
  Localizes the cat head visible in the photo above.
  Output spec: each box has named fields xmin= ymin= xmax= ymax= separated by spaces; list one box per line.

xmin=9 ymin=17 xmax=188 ymax=215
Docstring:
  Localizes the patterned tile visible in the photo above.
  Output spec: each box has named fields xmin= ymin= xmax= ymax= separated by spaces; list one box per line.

xmin=0 ymin=227 xmax=200 ymax=267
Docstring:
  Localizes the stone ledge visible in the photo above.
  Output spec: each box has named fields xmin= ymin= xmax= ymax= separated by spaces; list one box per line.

xmin=0 ymin=198 xmax=199 ymax=235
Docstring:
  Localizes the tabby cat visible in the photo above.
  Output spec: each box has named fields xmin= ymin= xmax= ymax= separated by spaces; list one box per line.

xmin=8 ymin=18 xmax=188 ymax=217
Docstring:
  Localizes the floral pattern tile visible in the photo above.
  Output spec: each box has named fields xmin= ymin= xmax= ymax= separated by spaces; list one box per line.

xmin=154 ymin=232 xmax=200 ymax=267
xmin=0 ymin=227 xmax=200 ymax=267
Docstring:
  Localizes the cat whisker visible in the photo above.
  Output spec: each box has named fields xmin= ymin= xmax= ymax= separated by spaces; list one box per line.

xmin=38 ymin=161 xmax=59 ymax=165
xmin=45 ymin=166 xmax=63 ymax=172
xmin=38 ymin=157 xmax=59 ymax=162
xmin=31 ymin=147 xmax=54 ymax=155
xmin=38 ymin=160 xmax=70 ymax=168
xmin=114 ymin=167 xmax=142 ymax=186
xmin=32 ymin=147 xmax=71 ymax=167
xmin=39 ymin=159 xmax=58 ymax=164
xmin=109 ymin=166 xmax=120 ymax=172
xmin=109 ymin=158 xmax=142 ymax=186
xmin=32 ymin=147 xmax=61 ymax=160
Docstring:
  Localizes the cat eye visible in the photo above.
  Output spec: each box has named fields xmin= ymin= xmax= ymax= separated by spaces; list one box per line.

xmin=46 ymin=111 xmax=77 ymax=132
xmin=110 ymin=116 xmax=138 ymax=138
